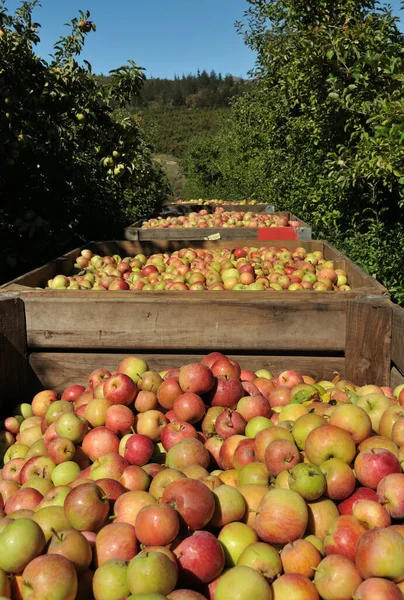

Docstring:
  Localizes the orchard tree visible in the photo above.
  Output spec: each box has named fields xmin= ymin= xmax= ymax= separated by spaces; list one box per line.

xmin=183 ymin=0 xmax=404 ymax=300
xmin=0 ymin=0 xmax=168 ymax=281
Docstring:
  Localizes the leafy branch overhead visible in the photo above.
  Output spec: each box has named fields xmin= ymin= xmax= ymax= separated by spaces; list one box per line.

xmin=0 ymin=0 xmax=168 ymax=283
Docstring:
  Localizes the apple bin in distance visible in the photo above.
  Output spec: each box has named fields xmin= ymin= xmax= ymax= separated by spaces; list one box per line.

xmin=0 ymin=238 xmax=394 ymax=412
xmin=124 ymin=211 xmax=312 ymax=241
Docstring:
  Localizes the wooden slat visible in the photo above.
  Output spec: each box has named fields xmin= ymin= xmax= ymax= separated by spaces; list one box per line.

xmin=345 ymin=297 xmax=392 ymax=386
xmin=390 ymin=366 xmax=404 ymax=390
xmin=29 ymin=352 xmax=346 ymax=392
xmin=392 ymin=304 xmax=404 ymax=375
xmin=0 ymin=295 xmax=42 ymax=415
xmin=23 ymin=294 xmax=347 ymax=351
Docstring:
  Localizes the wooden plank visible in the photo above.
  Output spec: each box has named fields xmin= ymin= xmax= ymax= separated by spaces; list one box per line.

xmin=392 ymin=304 xmax=404 ymax=375
xmin=0 ymin=295 xmax=42 ymax=415
xmin=345 ymin=297 xmax=392 ymax=386
xmin=29 ymin=352 xmax=345 ymax=392
xmin=23 ymin=294 xmax=347 ymax=351
xmin=390 ymin=366 xmax=404 ymax=390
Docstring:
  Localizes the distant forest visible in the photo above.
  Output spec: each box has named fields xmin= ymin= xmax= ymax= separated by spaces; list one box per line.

xmin=98 ymin=71 xmax=252 ymax=157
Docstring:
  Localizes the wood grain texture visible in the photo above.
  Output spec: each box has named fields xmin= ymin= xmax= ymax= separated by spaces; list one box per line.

xmin=0 ymin=295 xmax=42 ymax=415
xmin=29 ymin=352 xmax=345 ymax=392
xmin=392 ymin=304 xmax=404 ymax=375
xmin=345 ymin=297 xmax=392 ymax=386
xmin=390 ymin=366 xmax=404 ymax=390
xmin=23 ymin=294 xmax=347 ymax=351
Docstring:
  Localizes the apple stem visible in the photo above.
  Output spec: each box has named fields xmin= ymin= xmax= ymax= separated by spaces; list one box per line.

xmin=50 ymin=527 xmax=61 ymax=540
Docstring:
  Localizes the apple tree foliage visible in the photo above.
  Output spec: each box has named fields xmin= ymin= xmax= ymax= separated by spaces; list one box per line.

xmin=183 ymin=0 xmax=404 ymax=302
xmin=0 ymin=1 xmax=169 ymax=282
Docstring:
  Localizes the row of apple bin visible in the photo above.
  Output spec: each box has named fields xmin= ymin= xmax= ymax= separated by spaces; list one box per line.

xmin=0 ymin=199 xmax=403 ymax=600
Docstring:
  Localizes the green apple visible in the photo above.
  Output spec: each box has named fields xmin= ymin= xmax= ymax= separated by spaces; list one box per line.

xmin=238 ymin=462 xmax=269 ymax=486
xmin=38 ymin=485 xmax=71 ymax=509
xmin=288 ymin=463 xmax=326 ymax=501
xmin=13 ymin=403 xmax=33 ymax=418
xmin=117 ymin=356 xmax=148 ymax=384
xmin=22 ymin=476 xmax=54 ymax=496
xmin=237 ymin=541 xmax=282 ymax=582
xmin=254 ymin=370 xmax=273 ymax=380
xmin=292 ymin=413 xmax=327 ymax=450
xmin=210 ymin=485 xmax=246 ymax=527
xmin=3 ymin=442 xmax=29 ymax=463
xmin=218 ymin=522 xmax=259 ymax=567
xmin=245 ymin=416 xmax=273 ymax=438
xmin=55 ymin=412 xmax=88 ymax=443
xmin=215 ymin=565 xmax=272 ymax=600
xmin=51 ymin=461 xmax=81 ymax=486
xmin=92 ymin=558 xmax=130 ymax=600
xmin=127 ymin=551 xmax=177 ymax=596
xmin=0 ymin=518 xmax=46 ymax=573
xmin=32 ymin=505 xmax=71 ymax=541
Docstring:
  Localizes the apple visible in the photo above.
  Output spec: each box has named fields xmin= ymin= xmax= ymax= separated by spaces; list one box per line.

xmin=215 ymin=409 xmax=246 ymax=439
xmin=127 ymin=550 xmax=178 ymax=596
xmin=256 ymin=488 xmax=308 ymax=545
xmin=354 ymin=449 xmax=401 ymax=489
xmin=377 ymin=472 xmax=404 ymax=518
xmin=51 ymin=461 xmax=81 ymax=486
xmin=160 ymin=421 xmax=198 ymax=451
xmin=161 ymin=478 xmax=215 ymax=530
xmin=84 ymin=398 xmax=112 ymax=427
xmin=254 ymin=425 xmax=294 ymax=463
xmin=61 ymin=384 xmax=86 ymax=403
xmin=314 ymin=555 xmax=363 ymax=600
xmin=272 ymin=574 xmax=319 ymax=600
xmin=354 ymin=577 xmax=403 ymax=599
xmin=4 ymin=486 xmax=43 ymax=514
xmin=135 ymin=503 xmax=179 ymax=546
xmin=206 ymin=376 xmax=244 ymax=409
xmin=173 ymin=393 xmax=206 ymax=424
xmin=135 ymin=390 xmax=158 ymax=412
xmin=237 ymin=540 xmax=281 ymax=582
xmin=219 ymin=435 xmax=247 ymax=470
xmin=90 ymin=452 xmax=129 ymax=481
xmin=21 ymin=554 xmax=78 ymax=600
xmin=119 ymin=464 xmax=151 ymax=491
xmin=356 ymin=393 xmax=392 ymax=433
xmin=166 ymin=437 xmax=209 ymax=470
xmin=173 ymin=530 xmax=225 ymax=586
xmin=64 ymin=483 xmax=109 ymax=531
xmin=306 ymin=497 xmax=340 ymax=541
xmin=117 ymin=356 xmax=148 ymax=384
xmin=355 ymin=527 xmax=404 ymax=582
xmin=358 ymin=435 xmax=399 ymax=456
xmin=304 ymin=425 xmax=356 ymax=465
xmin=288 ymin=463 xmax=326 ymax=501
xmin=157 ymin=378 xmax=183 ymax=410
xmin=38 ymin=485 xmax=71 ymax=509
xmin=55 ymin=412 xmax=88 ymax=443
xmin=352 ymin=498 xmax=391 ymax=528
xmin=0 ymin=518 xmax=46 ymax=573
xmin=214 ymin=565 xmax=272 ymax=600
xmin=264 ymin=438 xmax=300 ymax=476
xmin=105 ymin=404 xmax=135 ymax=436
xmin=92 ymin=558 xmax=130 ymax=600
xmin=47 ymin=528 xmax=92 ymax=574
xmin=323 ymin=514 xmax=367 ymax=562
xmin=237 ymin=395 xmax=271 ymax=422
xmin=31 ymin=390 xmax=58 ymax=417
xmin=319 ymin=458 xmax=356 ymax=501
xmin=329 ymin=404 xmax=372 ymax=444
xmin=209 ymin=484 xmax=246 ymax=527
xmin=45 ymin=400 xmax=74 ymax=426
xmin=179 ymin=363 xmax=215 ymax=395
xmin=238 ymin=462 xmax=269 ymax=486
xmin=113 ymin=490 xmax=157 ymax=527
xmin=280 ymin=538 xmax=322 ymax=579
xmin=47 ymin=436 xmax=76 ymax=464
xmin=82 ymin=427 xmax=120 ymax=461
xmin=338 ymin=487 xmax=378 ymax=515
xmin=94 ymin=522 xmax=138 ymax=567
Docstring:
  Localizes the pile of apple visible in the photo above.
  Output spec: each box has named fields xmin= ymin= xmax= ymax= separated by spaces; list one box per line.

xmin=172 ymin=199 xmax=265 ymax=206
xmin=1 ymin=352 xmax=404 ymax=599
xmin=140 ymin=209 xmax=298 ymax=230
xmin=46 ymin=246 xmax=351 ymax=292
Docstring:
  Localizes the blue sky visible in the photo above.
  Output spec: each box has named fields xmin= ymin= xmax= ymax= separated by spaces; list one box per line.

xmin=3 ymin=1 xmax=403 ymax=79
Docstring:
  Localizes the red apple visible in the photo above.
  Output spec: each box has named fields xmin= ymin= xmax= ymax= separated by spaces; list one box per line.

xmin=355 ymin=527 xmax=404 ymax=582
xmin=123 ymin=434 xmax=155 ymax=466
xmin=377 ymin=472 xmax=404 ymax=519
xmin=81 ymin=427 xmax=120 ymax=461
xmin=64 ymin=483 xmax=109 ymax=531
xmin=354 ymin=449 xmax=401 ymax=489
xmin=135 ymin=503 xmax=180 ymax=546
xmin=314 ymin=555 xmax=363 ymax=600
xmin=160 ymin=421 xmax=198 ymax=451
xmin=173 ymin=530 xmax=225 ymax=586
xmin=205 ymin=376 xmax=244 ymax=409
xmin=161 ymin=478 xmax=215 ymax=530
xmin=94 ymin=522 xmax=138 ymax=567
xmin=338 ymin=487 xmax=378 ymax=515
xmin=255 ymin=488 xmax=308 ymax=545
xmin=323 ymin=514 xmax=367 ymax=562
xmin=103 ymin=373 xmax=137 ymax=406
xmin=215 ymin=409 xmax=246 ymax=439
xmin=179 ymin=363 xmax=215 ymax=395
xmin=21 ymin=554 xmax=77 ymax=599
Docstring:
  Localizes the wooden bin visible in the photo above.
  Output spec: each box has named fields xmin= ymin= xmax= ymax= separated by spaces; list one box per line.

xmin=0 ymin=239 xmax=391 ymax=415
xmin=0 ymin=294 xmax=402 ymax=417
xmin=125 ymin=212 xmax=312 ymax=241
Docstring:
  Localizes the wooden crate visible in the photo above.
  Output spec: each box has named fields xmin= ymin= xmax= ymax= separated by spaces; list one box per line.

xmin=125 ymin=212 xmax=312 ymax=241
xmin=0 ymin=294 xmax=401 ymax=417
